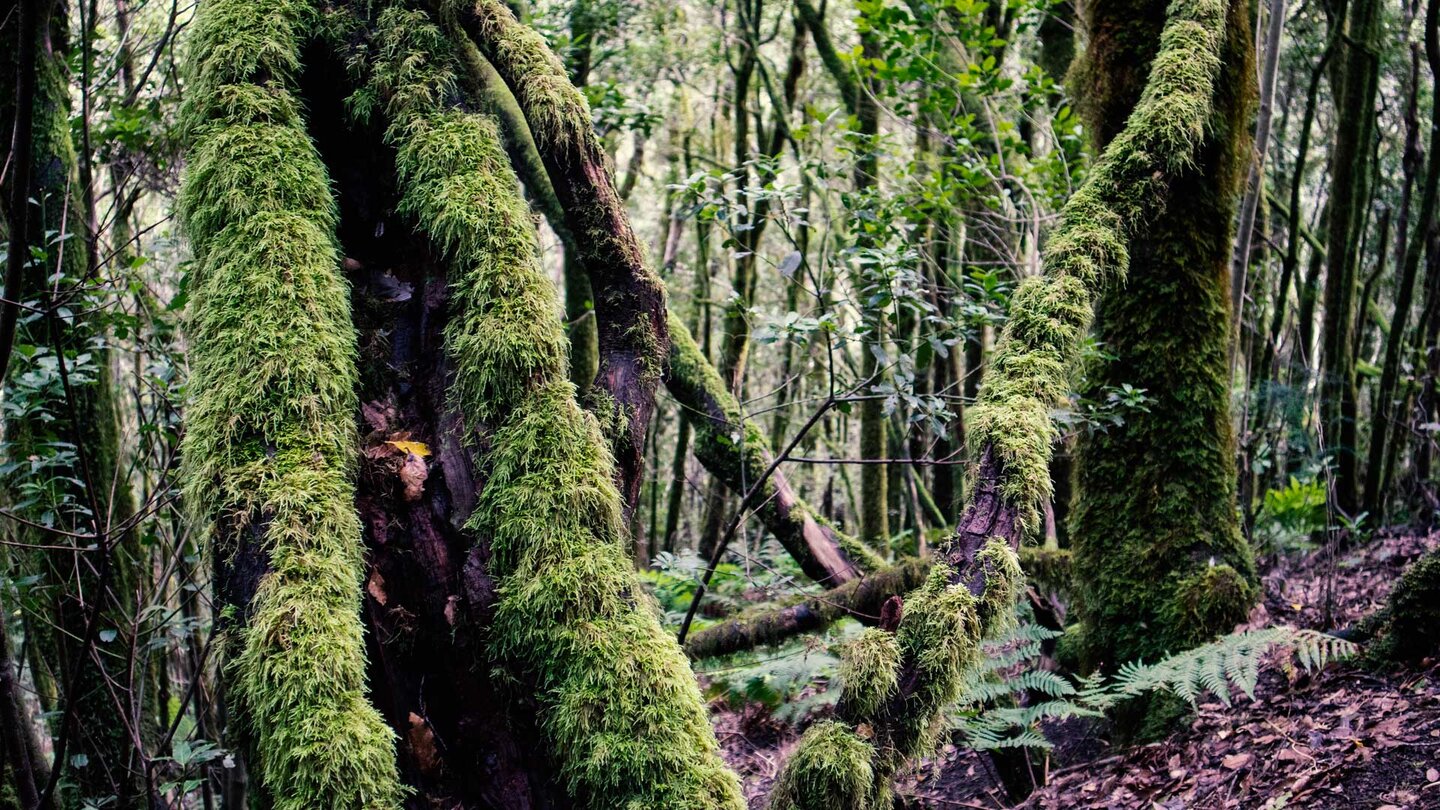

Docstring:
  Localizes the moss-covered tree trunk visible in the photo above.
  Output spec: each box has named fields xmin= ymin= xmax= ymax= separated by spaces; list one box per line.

xmin=768 ymin=0 xmax=1246 ymax=800
xmin=439 ymin=3 xmax=867 ymax=587
xmin=179 ymin=0 xmax=749 ymax=805
xmin=1067 ymin=0 xmax=1258 ymax=669
xmin=177 ymin=0 xmax=407 ymax=806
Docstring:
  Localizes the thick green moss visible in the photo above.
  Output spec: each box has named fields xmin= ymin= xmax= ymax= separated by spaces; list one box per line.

xmin=177 ymin=0 xmax=404 ymax=806
xmin=838 ymin=629 xmax=901 ymax=719
xmin=966 ymin=275 xmax=1091 ymax=529
xmin=768 ymin=721 xmax=876 ymax=810
xmin=1068 ymin=0 xmax=1257 ymax=669
xmin=372 ymin=9 xmax=742 ymax=807
xmin=885 ymin=564 xmax=985 ymax=757
xmin=975 ymin=537 xmax=1024 ymax=629
xmin=1169 ymin=564 xmax=1252 ymax=641
xmin=446 ymin=0 xmax=592 ymax=148
xmin=1017 ymin=546 xmax=1072 ymax=596
xmin=771 ymin=560 xmax=1014 ymax=809
xmin=1367 ymin=549 xmax=1440 ymax=664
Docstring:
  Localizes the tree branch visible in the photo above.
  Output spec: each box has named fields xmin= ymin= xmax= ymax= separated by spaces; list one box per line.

xmin=447 ymin=0 xmax=669 ymax=518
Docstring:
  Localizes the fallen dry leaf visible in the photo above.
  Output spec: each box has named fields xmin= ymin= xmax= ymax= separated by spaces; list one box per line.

xmin=1221 ymin=752 xmax=1252 ymax=770
xmin=407 ymin=712 xmax=441 ymax=775
xmin=366 ymin=571 xmax=387 ymax=606
xmin=400 ymin=453 xmax=428 ymax=501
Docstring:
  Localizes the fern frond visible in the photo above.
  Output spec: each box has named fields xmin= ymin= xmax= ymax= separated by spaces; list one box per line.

xmin=950 ymin=623 xmax=1354 ymax=758
xmin=1108 ymin=627 xmax=1356 ymax=707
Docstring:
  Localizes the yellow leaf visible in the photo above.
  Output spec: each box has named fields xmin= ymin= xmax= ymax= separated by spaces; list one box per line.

xmin=387 ymin=440 xmax=432 ymax=457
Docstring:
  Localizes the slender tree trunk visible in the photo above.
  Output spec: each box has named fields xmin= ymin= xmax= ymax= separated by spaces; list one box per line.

xmin=766 ymin=26 xmax=812 ymax=448
xmin=1412 ymin=229 xmax=1440 ymax=508
xmin=2 ymin=0 xmax=144 ymax=800
xmin=1319 ymin=0 xmax=1382 ymax=519
xmin=1229 ymin=0 xmax=1287 ymax=367
xmin=718 ymin=0 xmax=762 ymax=393
xmin=1368 ymin=29 xmax=1440 ymax=652
xmin=661 ymin=187 xmax=697 ymax=554
xmin=855 ymin=23 xmax=890 ymax=553
xmin=0 ymin=595 xmax=40 ymax=810
xmin=1365 ymin=23 xmax=1440 ymax=518
xmin=562 ymin=0 xmax=601 ymax=395
xmin=795 ymin=0 xmax=890 ymax=550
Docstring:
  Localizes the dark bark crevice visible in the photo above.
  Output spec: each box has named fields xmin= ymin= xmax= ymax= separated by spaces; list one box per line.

xmin=300 ymin=43 xmax=557 ymax=809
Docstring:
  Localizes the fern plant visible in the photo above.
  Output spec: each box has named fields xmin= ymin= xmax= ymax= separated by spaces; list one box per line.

xmin=699 ymin=621 xmax=860 ymax=723
xmin=952 ymin=621 xmax=1109 ymax=752
xmin=644 ymin=549 xmax=803 ymax=629
xmin=951 ymin=622 xmax=1357 ymax=753
xmin=1253 ymin=475 xmax=1330 ymax=551
xmin=1106 ymin=627 xmax=1356 ymax=706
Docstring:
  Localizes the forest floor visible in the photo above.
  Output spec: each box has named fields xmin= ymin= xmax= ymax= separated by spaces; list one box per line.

xmin=713 ymin=531 xmax=1440 ymax=809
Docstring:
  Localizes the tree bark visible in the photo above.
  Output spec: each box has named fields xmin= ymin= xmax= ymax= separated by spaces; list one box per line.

xmin=1319 ymin=0 xmax=1383 ymax=518
xmin=299 ymin=47 xmax=554 ymax=805
xmin=452 ymin=0 xmax=671 ymax=519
